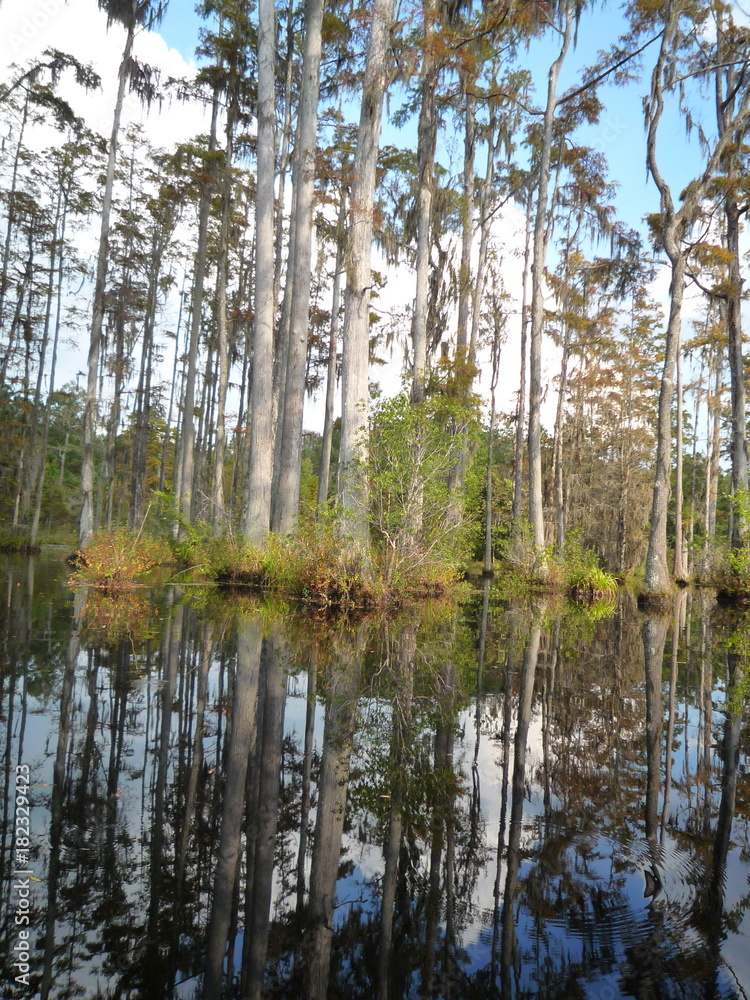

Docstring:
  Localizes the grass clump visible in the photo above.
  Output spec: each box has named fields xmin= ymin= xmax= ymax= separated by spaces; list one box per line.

xmin=72 ymin=529 xmax=172 ymax=593
xmin=205 ymin=527 xmax=369 ymax=607
xmin=0 ymin=532 xmax=41 ymax=555
xmin=201 ymin=524 xmax=464 ymax=611
xmin=565 ymin=544 xmax=618 ymax=602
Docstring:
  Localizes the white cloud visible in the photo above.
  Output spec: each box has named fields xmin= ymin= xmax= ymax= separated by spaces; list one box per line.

xmin=0 ymin=0 xmax=205 ymax=151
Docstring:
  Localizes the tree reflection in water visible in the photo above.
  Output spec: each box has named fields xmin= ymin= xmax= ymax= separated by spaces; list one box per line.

xmin=0 ymin=555 xmax=749 ymax=998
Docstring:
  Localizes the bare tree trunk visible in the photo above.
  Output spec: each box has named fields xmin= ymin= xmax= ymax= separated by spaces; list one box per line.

xmin=725 ymin=197 xmax=747 ymax=542
xmin=177 ymin=87 xmax=219 ymax=531
xmin=644 ymin=255 xmax=685 ymax=593
xmin=317 ymin=189 xmax=347 ymax=510
xmin=272 ymin=0 xmax=326 ymax=535
xmin=243 ymin=0 xmax=277 ymax=543
xmin=528 ymin=6 xmax=573 ymax=574
xmin=673 ymin=326 xmax=687 ymax=579
xmin=0 ymin=94 xmax=29 ymax=369
xmin=468 ymin=96 xmax=498 ymax=368
xmin=31 ymin=199 xmax=68 ymax=545
xmin=211 ymin=108 xmax=236 ymax=530
xmin=338 ymin=0 xmax=395 ymax=545
xmin=553 ymin=316 xmax=571 ymax=557
xmin=484 ymin=330 xmax=501 ymax=574
xmin=512 ymin=194 xmax=532 ymax=527
xmin=716 ymin=13 xmax=748 ymax=545
xmin=79 ymin=16 xmax=135 ymax=548
xmin=411 ymin=0 xmax=439 ymax=405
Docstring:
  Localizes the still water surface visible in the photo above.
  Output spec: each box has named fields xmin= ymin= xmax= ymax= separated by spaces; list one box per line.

xmin=0 ymin=554 xmax=749 ymax=999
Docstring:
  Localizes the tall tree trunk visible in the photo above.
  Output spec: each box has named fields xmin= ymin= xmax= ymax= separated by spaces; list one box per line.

xmin=0 ymin=94 xmax=29 ymax=372
xmin=20 ymin=190 xmax=62 ymax=526
xmin=411 ymin=0 xmax=439 ymax=406
xmin=716 ymin=13 xmax=748 ymax=546
xmin=243 ymin=0 xmax=277 ymax=543
xmin=528 ymin=6 xmax=573 ymax=574
xmin=512 ymin=193 xmax=532 ymax=527
xmin=273 ymin=0 xmax=326 ymax=535
xmin=338 ymin=0 xmax=395 ymax=545
xmin=79 ymin=14 xmax=136 ymax=547
xmin=725 ymin=196 xmax=747 ymax=544
xmin=210 ymin=122 xmax=235 ymax=530
xmin=447 ymin=75 xmax=478 ymax=502
xmin=644 ymin=254 xmax=685 ymax=593
xmin=317 ymin=189 xmax=347 ymax=510
xmin=177 ymin=87 xmax=219 ymax=531
xmin=643 ymin=1 xmax=750 ymax=592
xmin=673 ymin=326 xmax=687 ymax=579
xmin=130 ymin=233 xmax=162 ymax=531
xmin=31 ymin=198 xmax=68 ymax=545
xmin=484 ymin=328 xmax=501 ymax=574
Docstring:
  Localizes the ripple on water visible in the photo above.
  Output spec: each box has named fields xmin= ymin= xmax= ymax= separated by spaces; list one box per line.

xmin=527 ymin=832 xmax=711 ymax=956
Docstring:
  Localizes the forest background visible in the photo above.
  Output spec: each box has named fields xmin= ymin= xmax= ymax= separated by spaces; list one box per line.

xmin=1 ymin=0 xmax=749 ymax=601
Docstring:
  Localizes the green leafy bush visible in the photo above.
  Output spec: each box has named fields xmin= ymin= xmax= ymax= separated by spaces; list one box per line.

xmin=368 ymin=386 xmax=476 ymax=587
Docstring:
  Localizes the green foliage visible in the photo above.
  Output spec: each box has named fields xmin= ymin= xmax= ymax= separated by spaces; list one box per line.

xmin=368 ymin=383 xmax=478 ymax=587
xmin=564 ymin=538 xmax=618 ymax=601
xmin=152 ymin=489 xmax=215 ymax=567
xmin=710 ymin=490 xmax=750 ymax=598
xmin=463 ymin=422 xmax=515 ymax=563
xmin=0 ymin=533 xmax=41 ymax=555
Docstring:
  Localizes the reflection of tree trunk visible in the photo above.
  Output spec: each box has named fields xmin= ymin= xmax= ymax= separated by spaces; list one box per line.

xmin=145 ymin=602 xmax=183 ymax=997
xmin=377 ymin=627 xmax=415 ymax=1000
xmin=642 ymin=616 xmax=668 ymax=844
xmin=543 ymin=622 xmax=559 ymax=818
xmin=702 ymin=650 xmax=742 ymax=983
xmin=204 ymin=617 xmax=263 ymax=1000
xmin=471 ymin=580 xmax=490 ymax=844
xmin=491 ymin=615 xmax=516 ymax=980
xmin=241 ymin=632 xmax=287 ymax=1000
xmin=661 ymin=594 xmax=685 ymax=840
xmin=422 ymin=656 xmax=457 ymax=997
xmin=297 ymin=653 xmax=318 ymax=911
xmin=303 ymin=632 xmax=365 ymax=1000
xmin=171 ymin=624 xmax=212 ymax=976
xmin=177 ymin=624 xmax=212 ymax=885
xmin=699 ymin=608 xmax=713 ymax=835
xmin=500 ymin=622 xmax=540 ymax=996
xmin=40 ymin=592 xmax=84 ymax=1000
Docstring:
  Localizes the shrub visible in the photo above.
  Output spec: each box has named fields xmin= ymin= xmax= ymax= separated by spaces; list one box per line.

xmin=709 ymin=491 xmax=750 ymax=601
xmin=368 ymin=388 xmax=477 ymax=587
xmin=72 ymin=529 xmax=171 ymax=593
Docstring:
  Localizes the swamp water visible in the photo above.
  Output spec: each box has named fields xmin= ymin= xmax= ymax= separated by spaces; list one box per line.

xmin=0 ymin=554 xmax=749 ymax=999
